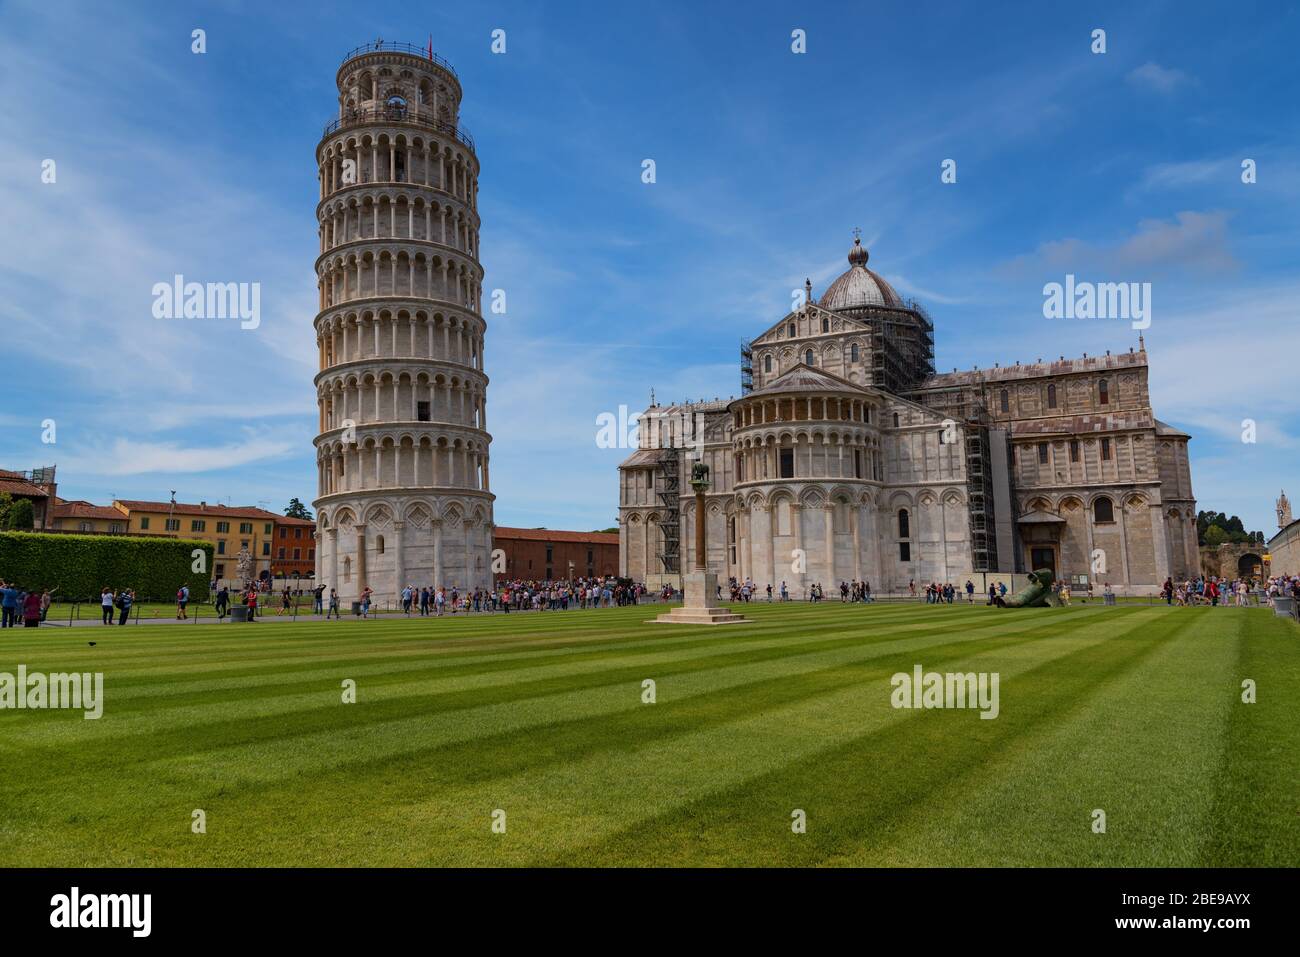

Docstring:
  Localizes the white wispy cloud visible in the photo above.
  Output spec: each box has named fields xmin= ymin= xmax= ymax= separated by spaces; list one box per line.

xmin=58 ymin=435 xmax=299 ymax=477
xmin=1000 ymin=210 xmax=1237 ymax=277
xmin=1126 ymin=62 xmax=1195 ymax=95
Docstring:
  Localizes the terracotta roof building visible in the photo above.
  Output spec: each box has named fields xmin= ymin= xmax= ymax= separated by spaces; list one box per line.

xmin=0 ymin=466 xmax=58 ymax=529
xmin=491 ymin=527 xmax=619 ymax=582
xmin=272 ymin=515 xmax=318 ymax=580
xmin=50 ymin=499 xmax=132 ymax=534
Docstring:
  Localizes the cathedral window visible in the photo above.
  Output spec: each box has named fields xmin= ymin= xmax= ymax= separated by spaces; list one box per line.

xmin=804 ymin=350 xmax=814 ymax=366
xmin=1037 ymin=442 xmax=1048 ymax=465
xmin=1098 ymin=379 xmax=1110 ymax=404
xmin=764 ymin=354 xmax=772 ymax=373
xmin=899 ymin=542 xmax=911 ymax=562
xmin=1101 ymin=437 xmax=1112 ymax=460
xmin=821 ymin=316 xmax=829 ymax=333
xmin=1069 ymin=439 xmax=1079 ymax=462
xmin=999 ymin=389 xmax=1009 ymax=413
xmin=788 ymin=323 xmax=795 ymax=337
xmin=779 ymin=448 xmax=794 ymax=478
xmin=893 ymin=412 xmax=900 ymax=428
xmin=375 ymin=535 xmax=385 ymax=554
xmin=850 ymin=344 xmax=859 ymax=363
xmin=1093 ymin=497 xmax=1115 ymax=523
xmin=897 ymin=509 xmax=910 ymax=538
xmin=1047 ymin=384 xmax=1057 ymax=409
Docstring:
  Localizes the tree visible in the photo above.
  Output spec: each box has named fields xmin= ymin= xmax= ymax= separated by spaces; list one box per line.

xmin=1203 ymin=524 xmax=1229 ymax=548
xmin=1197 ymin=509 xmax=1260 ymax=546
xmin=0 ymin=492 xmax=11 ymax=529
xmin=4 ymin=498 xmax=35 ymax=531
xmin=284 ymin=498 xmax=313 ymax=520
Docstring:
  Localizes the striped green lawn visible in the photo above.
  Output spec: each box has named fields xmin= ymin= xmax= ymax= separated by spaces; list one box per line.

xmin=0 ymin=602 xmax=1295 ymax=866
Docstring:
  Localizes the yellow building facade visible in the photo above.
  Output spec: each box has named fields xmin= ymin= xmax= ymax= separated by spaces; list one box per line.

xmin=112 ymin=500 xmax=283 ymax=583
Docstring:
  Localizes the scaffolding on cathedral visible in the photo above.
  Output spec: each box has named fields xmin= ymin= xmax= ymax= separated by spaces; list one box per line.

xmin=655 ymin=447 xmax=681 ymax=574
xmin=861 ymin=300 xmax=935 ymax=395
xmin=911 ymin=373 xmax=1002 ymax=573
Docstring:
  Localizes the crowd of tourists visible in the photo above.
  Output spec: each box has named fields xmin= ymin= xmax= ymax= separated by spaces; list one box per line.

xmin=916 ymin=581 xmax=980 ymax=604
xmin=0 ymin=580 xmax=55 ymax=628
xmin=283 ymin=576 xmax=649 ymax=620
xmin=13 ymin=570 xmax=1298 ymax=630
xmin=1160 ymin=574 xmax=1300 ymax=607
xmin=720 ymin=578 xmax=883 ymax=603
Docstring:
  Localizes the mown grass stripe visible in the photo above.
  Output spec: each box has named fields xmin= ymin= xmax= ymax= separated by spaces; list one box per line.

xmin=0 ymin=604 xmax=1292 ymax=867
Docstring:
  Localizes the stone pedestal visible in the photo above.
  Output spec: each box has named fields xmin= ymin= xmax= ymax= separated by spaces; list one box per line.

xmin=652 ymin=571 xmax=749 ymax=625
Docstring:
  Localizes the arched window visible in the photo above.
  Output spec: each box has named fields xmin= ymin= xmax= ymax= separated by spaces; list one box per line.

xmin=804 ymin=350 xmax=814 ymax=366
xmin=1093 ymin=497 xmax=1115 ymax=523
xmin=821 ymin=316 xmax=829 ymax=333
xmin=1047 ymin=384 xmax=1057 ymax=408
xmin=1000 ymin=389 xmax=1009 ymax=413
xmin=1098 ymin=378 xmax=1109 ymax=405
xmin=375 ymin=535 xmax=386 ymax=554
xmin=893 ymin=412 xmax=900 ymax=428
xmin=788 ymin=323 xmax=795 ymax=337
xmin=898 ymin=509 xmax=910 ymax=538
xmin=850 ymin=343 xmax=859 ymax=363
xmin=763 ymin=354 xmax=772 ymax=373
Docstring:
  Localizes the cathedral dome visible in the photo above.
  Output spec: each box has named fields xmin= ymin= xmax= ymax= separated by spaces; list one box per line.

xmin=820 ymin=237 xmax=903 ymax=310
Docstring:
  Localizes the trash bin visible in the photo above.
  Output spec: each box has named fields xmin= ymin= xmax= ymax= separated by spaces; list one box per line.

xmin=351 ymin=601 xmax=362 ymax=616
xmin=231 ymin=606 xmax=249 ymax=622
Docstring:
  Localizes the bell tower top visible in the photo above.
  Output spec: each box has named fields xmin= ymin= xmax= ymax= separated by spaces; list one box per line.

xmin=334 ymin=40 xmax=465 ymax=133
xmin=1278 ymin=490 xmax=1292 ymax=529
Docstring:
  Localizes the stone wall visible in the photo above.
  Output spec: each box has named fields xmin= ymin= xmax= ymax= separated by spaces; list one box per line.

xmin=1199 ymin=542 xmax=1267 ymax=579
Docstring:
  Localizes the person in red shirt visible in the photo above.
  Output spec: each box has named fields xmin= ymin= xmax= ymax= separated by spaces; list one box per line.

xmin=23 ymin=590 xmax=43 ymax=628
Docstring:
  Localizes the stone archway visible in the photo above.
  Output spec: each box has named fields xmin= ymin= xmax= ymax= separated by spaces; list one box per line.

xmin=1200 ymin=542 xmax=1266 ymax=579
xmin=1237 ymin=552 xmax=1263 ymax=578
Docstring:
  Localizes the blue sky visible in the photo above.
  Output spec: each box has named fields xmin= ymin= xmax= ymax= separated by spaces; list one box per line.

xmin=1 ymin=0 xmax=1296 ymax=536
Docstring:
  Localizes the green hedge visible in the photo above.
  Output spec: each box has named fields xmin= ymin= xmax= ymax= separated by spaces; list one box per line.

xmin=0 ymin=532 xmax=213 ymax=602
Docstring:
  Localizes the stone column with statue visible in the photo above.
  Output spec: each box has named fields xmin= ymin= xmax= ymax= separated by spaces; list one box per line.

xmin=653 ymin=460 xmax=748 ymax=625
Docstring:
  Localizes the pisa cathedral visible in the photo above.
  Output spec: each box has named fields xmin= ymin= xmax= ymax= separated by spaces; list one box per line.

xmin=312 ymin=42 xmax=493 ymax=600
xmin=618 ymin=235 xmax=1198 ymax=594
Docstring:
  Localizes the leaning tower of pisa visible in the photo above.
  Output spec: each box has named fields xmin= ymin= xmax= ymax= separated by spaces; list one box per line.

xmin=312 ymin=41 xmax=493 ymax=602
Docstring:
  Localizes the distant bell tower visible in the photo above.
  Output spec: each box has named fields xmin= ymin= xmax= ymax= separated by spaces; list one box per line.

xmin=312 ymin=40 xmax=492 ymax=600
xmin=1278 ymin=491 xmax=1292 ymax=529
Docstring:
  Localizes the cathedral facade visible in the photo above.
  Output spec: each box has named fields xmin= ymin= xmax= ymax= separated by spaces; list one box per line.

xmin=618 ymin=236 xmax=1197 ymax=595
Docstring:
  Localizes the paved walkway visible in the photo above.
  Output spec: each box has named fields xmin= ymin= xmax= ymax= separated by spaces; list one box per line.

xmin=26 ymin=603 xmax=670 ymax=628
